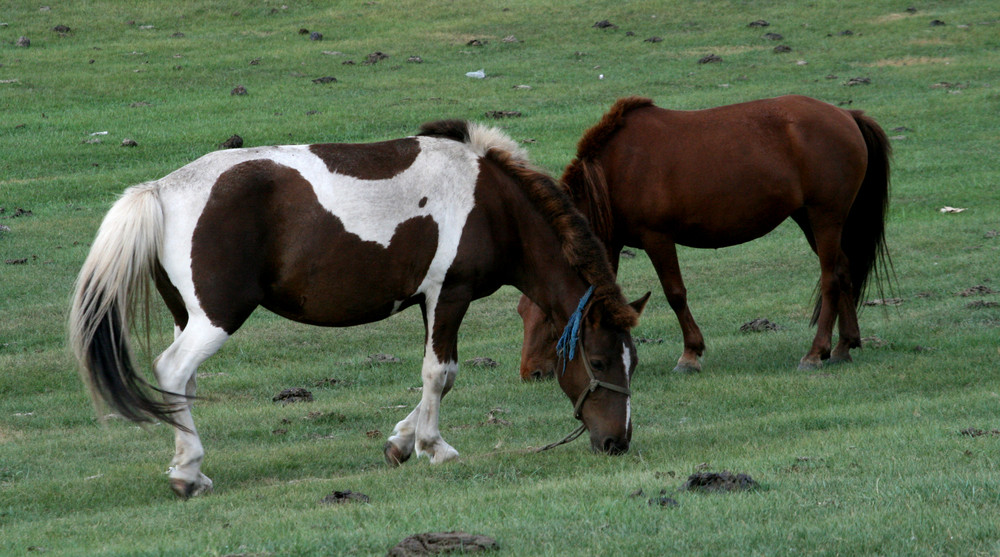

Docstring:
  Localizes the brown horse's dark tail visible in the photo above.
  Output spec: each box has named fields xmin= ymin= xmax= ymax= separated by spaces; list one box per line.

xmin=811 ymin=111 xmax=894 ymax=324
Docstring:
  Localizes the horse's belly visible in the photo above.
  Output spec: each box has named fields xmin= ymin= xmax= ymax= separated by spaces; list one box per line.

xmin=262 ymin=216 xmax=441 ymax=326
xmin=673 ymin=204 xmax=791 ymax=248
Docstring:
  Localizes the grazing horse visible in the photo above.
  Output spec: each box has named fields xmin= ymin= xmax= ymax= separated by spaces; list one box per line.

xmin=519 ymin=95 xmax=892 ymax=379
xmin=69 ymin=121 xmax=648 ymax=498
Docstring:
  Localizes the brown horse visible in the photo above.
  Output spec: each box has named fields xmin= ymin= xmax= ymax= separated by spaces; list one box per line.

xmin=519 ymin=95 xmax=892 ymax=379
xmin=69 ymin=120 xmax=647 ymax=498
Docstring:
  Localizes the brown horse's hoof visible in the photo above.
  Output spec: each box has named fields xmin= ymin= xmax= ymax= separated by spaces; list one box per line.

xmin=384 ymin=442 xmax=411 ymax=467
xmin=673 ymin=358 xmax=702 ymax=374
xmin=828 ymin=353 xmax=853 ymax=365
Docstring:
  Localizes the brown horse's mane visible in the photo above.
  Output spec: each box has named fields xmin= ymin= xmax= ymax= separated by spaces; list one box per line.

xmin=560 ymin=97 xmax=655 ymax=246
xmin=418 ymin=119 xmax=638 ymax=329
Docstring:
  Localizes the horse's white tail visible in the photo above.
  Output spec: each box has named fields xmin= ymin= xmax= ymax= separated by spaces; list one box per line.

xmin=68 ymin=182 xmax=182 ymax=427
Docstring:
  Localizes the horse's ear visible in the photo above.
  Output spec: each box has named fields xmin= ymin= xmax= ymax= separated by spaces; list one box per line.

xmin=629 ymin=291 xmax=652 ymax=318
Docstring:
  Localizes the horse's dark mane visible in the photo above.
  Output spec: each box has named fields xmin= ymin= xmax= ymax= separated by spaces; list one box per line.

xmin=414 ymin=117 xmax=637 ymax=328
xmin=571 ymin=97 xmax=655 ymax=163
xmin=484 ymin=148 xmax=638 ymax=330
xmin=417 ymin=120 xmax=470 ymax=142
xmin=559 ymin=97 xmax=654 ymax=248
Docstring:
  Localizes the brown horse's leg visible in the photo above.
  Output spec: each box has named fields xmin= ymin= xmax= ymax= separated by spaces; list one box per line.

xmin=643 ymin=235 xmax=704 ymax=373
xmin=799 ymin=224 xmax=852 ymax=370
xmin=830 ymin=278 xmax=861 ymax=364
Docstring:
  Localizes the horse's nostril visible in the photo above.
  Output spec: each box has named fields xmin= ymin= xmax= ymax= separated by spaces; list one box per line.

xmin=529 ymin=369 xmax=547 ymax=381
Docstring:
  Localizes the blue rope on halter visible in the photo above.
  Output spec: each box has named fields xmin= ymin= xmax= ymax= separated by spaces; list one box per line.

xmin=556 ymin=285 xmax=595 ymax=375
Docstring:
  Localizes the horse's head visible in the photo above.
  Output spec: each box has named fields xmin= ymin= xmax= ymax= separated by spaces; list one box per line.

xmin=517 ymin=295 xmax=559 ymax=381
xmin=553 ymin=292 xmax=649 ymax=455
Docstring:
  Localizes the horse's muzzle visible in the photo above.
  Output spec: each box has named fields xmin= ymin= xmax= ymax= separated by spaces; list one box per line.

xmin=594 ymin=436 xmax=630 ymax=455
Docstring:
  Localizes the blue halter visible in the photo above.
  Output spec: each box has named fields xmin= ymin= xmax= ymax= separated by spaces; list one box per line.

xmin=556 ymin=285 xmax=595 ymax=375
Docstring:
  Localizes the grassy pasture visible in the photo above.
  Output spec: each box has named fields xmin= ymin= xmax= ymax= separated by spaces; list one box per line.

xmin=2 ymin=0 xmax=999 ymax=555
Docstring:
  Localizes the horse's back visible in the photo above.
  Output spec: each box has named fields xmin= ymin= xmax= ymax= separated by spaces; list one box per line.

xmin=601 ymin=95 xmax=867 ymax=247
xmin=154 ymin=138 xmax=481 ymax=331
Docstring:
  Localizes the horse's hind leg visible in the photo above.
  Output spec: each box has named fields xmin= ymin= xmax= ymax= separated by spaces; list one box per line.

xmin=797 ymin=219 xmax=853 ymax=370
xmin=792 ymin=211 xmax=860 ymax=367
xmin=153 ymin=317 xmax=229 ymax=497
xmin=829 ymin=288 xmax=861 ymax=364
xmin=643 ymin=234 xmax=705 ymax=373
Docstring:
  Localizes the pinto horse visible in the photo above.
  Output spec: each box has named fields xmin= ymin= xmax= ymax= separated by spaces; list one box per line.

xmin=69 ymin=121 xmax=648 ymax=498
xmin=518 ymin=95 xmax=892 ymax=379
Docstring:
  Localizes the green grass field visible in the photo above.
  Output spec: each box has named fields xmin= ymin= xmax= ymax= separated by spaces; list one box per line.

xmin=2 ymin=1 xmax=999 ymax=555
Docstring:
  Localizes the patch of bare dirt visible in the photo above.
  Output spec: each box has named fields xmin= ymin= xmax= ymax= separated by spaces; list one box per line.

xmin=967 ymin=300 xmax=999 ymax=309
xmin=366 ymin=353 xmax=401 ymax=364
xmin=388 ymin=532 xmax=498 ymax=556
xmin=593 ymin=20 xmax=617 ymax=29
xmin=683 ymin=471 xmax=758 ymax=492
xmin=862 ymin=335 xmax=890 ymax=348
xmin=868 ymin=56 xmax=952 ymax=67
xmin=698 ymin=53 xmax=722 ymax=64
xmin=863 ymin=297 xmax=903 ymax=306
xmin=321 ymin=490 xmax=370 ymax=504
xmin=485 ymin=110 xmax=521 ymax=119
xmin=465 ymin=357 xmax=498 ymax=368
xmin=484 ymin=408 xmax=510 ymax=426
xmin=961 ymin=427 xmax=1000 ymax=437
xmin=1 ymin=207 xmax=33 ymax=218
xmin=220 ymin=134 xmax=243 ymax=149
xmin=312 ymin=76 xmax=337 ymax=84
xmin=633 ymin=488 xmax=679 ymax=507
xmin=959 ymin=285 xmax=997 ymax=297
xmin=740 ymin=318 xmax=780 ymax=332
xmin=363 ymin=51 xmax=389 ymax=65
xmin=635 ymin=337 xmax=664 ymax=344
xmin=314 ymin=377 xmax=345 ymax=387
xmin=273 ymin=388 xmax=313 ymax=404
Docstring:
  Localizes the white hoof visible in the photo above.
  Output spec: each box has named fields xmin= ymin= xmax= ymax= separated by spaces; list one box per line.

xmin=169 ymin=473 xmax=213 ymax=498
xmin=416 ymin=439 xmax=459 ymax=463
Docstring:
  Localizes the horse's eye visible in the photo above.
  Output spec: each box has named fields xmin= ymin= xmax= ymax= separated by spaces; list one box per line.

xmin=590 ymin=359 xmax=605 ymax=372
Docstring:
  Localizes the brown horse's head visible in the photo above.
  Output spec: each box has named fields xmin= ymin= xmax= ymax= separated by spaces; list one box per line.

xmin=517 ymin=295 xmax=559 ymax=381
xmin=552 ymin=292 xmax=649 ymax=454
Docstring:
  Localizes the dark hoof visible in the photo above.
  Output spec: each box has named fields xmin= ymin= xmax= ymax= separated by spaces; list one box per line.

xmin=828 ymin=353 xmax=853 ymax=365
xmin=672 ymin=362 xmax=701 ymax=374
xmin=384 ymin=442 xmax=410 ymax=467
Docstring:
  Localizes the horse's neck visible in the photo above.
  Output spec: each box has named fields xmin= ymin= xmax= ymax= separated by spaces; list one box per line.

xmin=566 ymin=163 xmax=615 ymax=249
xmin=515 ymin=228 xmax=588 ymax=328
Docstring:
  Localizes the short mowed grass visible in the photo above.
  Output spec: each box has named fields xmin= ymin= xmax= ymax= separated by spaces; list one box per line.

xmin=2 ymin=1 xmax=999 ymax=555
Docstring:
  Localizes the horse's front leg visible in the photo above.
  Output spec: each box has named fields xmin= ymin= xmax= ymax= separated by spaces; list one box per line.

xmin=643 ymin=234 xmax=705 ymax=373
xmin=385 ymin=294 xmax=466 ymax=465
xmin=385 ymin=355 xmax=459 ymax=466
